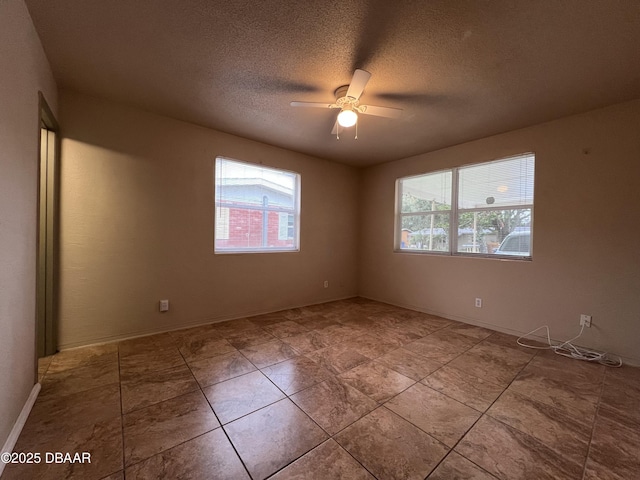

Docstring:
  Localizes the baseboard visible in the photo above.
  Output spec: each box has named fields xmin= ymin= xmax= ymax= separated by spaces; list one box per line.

xmin=57 ymin=294 xmax=357 ymax=351
xmin=359 ymin=294 xmax=640 ymax=367
xmin=0 ymin=383 xmax=41 ymax=478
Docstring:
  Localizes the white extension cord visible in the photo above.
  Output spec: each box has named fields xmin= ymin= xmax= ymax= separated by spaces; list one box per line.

xmin=516 ymin=324 xmax=622 ymax=367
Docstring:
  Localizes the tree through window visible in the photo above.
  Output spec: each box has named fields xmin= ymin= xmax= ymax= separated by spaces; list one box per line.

xmin=396 ymin=153 xmax=535 ymax=258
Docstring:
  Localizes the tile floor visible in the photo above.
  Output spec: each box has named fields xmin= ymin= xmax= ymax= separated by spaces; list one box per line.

xmin=5 ymin=298 xmax=640 ymax=480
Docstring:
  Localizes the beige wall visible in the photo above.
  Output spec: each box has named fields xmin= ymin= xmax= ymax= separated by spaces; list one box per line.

xmin=0 ymin=0 xmax=58 ymax=449
xmin=58 ymin=91 xmax=359 ymax=348
xmin=359 ymin=100 xmax=640 ymax=364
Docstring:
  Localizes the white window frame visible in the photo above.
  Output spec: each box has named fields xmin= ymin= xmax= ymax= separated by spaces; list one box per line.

xmin=395 ymin=153 xmax=535 ymax=260
xmin=277 ymin=212 xmax=295 ymax=240
xmin=215 ymin=206 xmax=230 ymax=240
xmin=214 ymin=157 xmax=301 ymax=254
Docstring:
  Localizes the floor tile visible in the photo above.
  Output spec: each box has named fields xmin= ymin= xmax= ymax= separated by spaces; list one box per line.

xmin=188 ymin=350 xmax=256 ymax=387
xmin=404 ymin=330 xmax=478 ymax=363
xmin=19 ymin=383 xmax=121 ymax=446
xmin=118 ymin=333 xmax=176 ymax=357
xmin=428 ymin=451 xmax=497 ymax=479
xmin=240 ymin=339 xmax=299 ymax=368
xmin=291 ymin=377 xmax=378 ymax=435
xmin=123 ymin=390 xmax=220 ymax=466
xmin=303 ymin=303 xmax=346 ymax=315
xmin=119 ymin=347 xmax=185 ymax=379
xmin=295 ymin=315 xmax=340 ymax=330
xmin=99 ymin=472 xmax=124 ymax=480
xmin=169 ymin=323 xmax=219 ymax=342
xmin=599 ymin=365 xmax=640 ymax=427
xmin=483 ymin=331 xmax=546 ymax=353
xmin=318 ymin=304 xmax=353 ymax=315
xmin=211 ymin=318 xmax=257 ymax=337
xmin=283 ymin=307 xmax=316 ymax=320
xmin=47 ymin=344 xmax=118 ymax=374
xmin=323 ymin=311 xmax=360 ymax=324
xmin=121 ymin=363 xmax=199 ymax=413
xmin=6 ymin=416 xmax=123 ymax=480
xmin=444 ymin=323 xmax=494 ymax=340
xmin=356 ymin=307 xmax=395 ymax=318
xmin=177 ymin=334 xmax=236 ymax=363
xmin=335 ymin=407 xmax=449 ymax=480
xmin=203 ymin=370 xmax=285 ymax=424
xmin=306 ymin=343 xmax=370 ymax=374
xmin=15 ymin=299 xmax=640 ymax=480
xmin=314 ymin=323 xmax=363 ymax=344
xmin=399 ymin=317 xmax=446 ymax=338
xmin=247 ymin=311 xmax=290 ymax=327
xmin=37 ymin=355 xmax=54 ymax=382
xmin=455 ymin=415 xmax=583 ymax=480
xmin=487 ymin=390 xmax=591 ymax=465
xmin=336 ymin=304 xmax=372 ymax=317
xmin=225 ymin=399 xmax=328 ymax=480
xmin=261 ymin=355 xmax=333 ymax=395
xmin=301 ymin=302 xmax=341 ymax=315
xmin=367 ymin=313 xmax=416 ymax=332
xmin=375 ymin=347 xmax=443 ymax=381
xmin=269 ymin=439 xmax=375 ymax=479
xmin=124 ymin=428 xmax=249 ymax=480
xmin=370 ymin=325 xmax=423 ymax=345
xmin=281 ymin=331 xmax=331 ymax=354
xmin=338 ymin=315 xmax=379 ymax=330
xmin=386 ymin=383 xmax=481 ymax=447
xmin=338 ymin=361 xmax=415 ymax=403
xmin=584 ymin=408 xmax=640 ymax=480
xmin=347 ymin=334 xmax=403 ymax=359
xmin=225 ymin=327 xmax=276 ymax=349
xmin=404 ymin=312 xmax=453 ymax=332
xmin=603 ymin=363 xmax=640 ymax=385
xmin=39 ymin=361 xmax=119 ymax=400
xmin=263 ymin=320 xmax=310 ymax=338
xmin=341 ymin=324 xmax=373 ymax=338
xmin=447 ymin=342 xmax=533 ymax=386
xmin=508 ymin=355 xmax=603 ymax=425
xmin=367 ymin=309 xmax=418 ymax=324
xmin=532 ymin=349 xmax=605 ymax=381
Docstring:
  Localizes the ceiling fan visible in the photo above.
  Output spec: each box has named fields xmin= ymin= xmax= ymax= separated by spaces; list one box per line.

xmin=290 ymin=69 xmax=402 ymax=137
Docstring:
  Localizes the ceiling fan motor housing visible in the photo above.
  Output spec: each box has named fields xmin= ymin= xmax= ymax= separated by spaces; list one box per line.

xmin=290 ymin=69 xmax=401 ymax=134
xmin=334 ymin=85 xmax=361 ymax=112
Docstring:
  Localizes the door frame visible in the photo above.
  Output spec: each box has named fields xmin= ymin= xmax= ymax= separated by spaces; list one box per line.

xmin=36 ymin=92 xmax=60 ymax=366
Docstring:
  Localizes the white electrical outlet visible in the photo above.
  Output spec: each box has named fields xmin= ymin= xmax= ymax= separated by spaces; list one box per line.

xmin=475 ymin=298 xmax=482 ymax=308
xmin=580 ymin=314 xmax=592 ymax=327
xmin=159 ymin=299 xmax=169 ymax=312
xmin=324 ymin=280 xmax=329 ymax=288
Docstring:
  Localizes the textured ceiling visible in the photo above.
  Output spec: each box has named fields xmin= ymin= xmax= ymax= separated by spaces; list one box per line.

xmin=25 ymin=0 xmax=640 ymax=167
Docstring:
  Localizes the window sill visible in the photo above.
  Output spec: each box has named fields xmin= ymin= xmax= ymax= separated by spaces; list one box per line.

xmin=393 ymin=249 xmax=532 ymax=261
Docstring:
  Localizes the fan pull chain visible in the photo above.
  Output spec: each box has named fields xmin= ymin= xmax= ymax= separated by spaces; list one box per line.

xmin=355 ymin=120 xmax=358 ymax=140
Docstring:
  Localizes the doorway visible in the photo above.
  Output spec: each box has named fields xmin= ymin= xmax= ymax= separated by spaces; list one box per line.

xmin=37 ymin=93 xmax=59 ymax=358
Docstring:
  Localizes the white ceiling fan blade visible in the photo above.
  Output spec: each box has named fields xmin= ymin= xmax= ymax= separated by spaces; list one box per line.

xmin=359 ymin=104 xmax=403 ymax=119
xmin=290 ymin=101 xmax=333 ymax=108
xmin=346 ymin=69 xmax=371 ymax=100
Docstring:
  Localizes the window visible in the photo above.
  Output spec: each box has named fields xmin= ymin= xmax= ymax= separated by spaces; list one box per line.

xmin=396 ymin=153 xmax=535 ymax=258
xmin=278 ymin=212 xmax=294 ymax=240
xmin=215 ymin=207 xmax=230 ymax=240
xmin=215 ymin=157 xmax=300 ymax=253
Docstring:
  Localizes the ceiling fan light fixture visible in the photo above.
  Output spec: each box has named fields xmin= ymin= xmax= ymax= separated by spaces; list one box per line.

xmin=290 ymin=69 xmax=402 ymax=136
xmin=337 ymin=108 xmax=358 ymax=127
